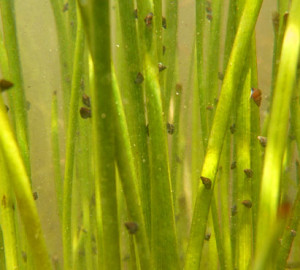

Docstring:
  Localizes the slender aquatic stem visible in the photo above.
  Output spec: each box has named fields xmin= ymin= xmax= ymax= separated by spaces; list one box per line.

xmin=82 ymin=1 xmax=121 ymax=268
xmin=145 ymin=55 xmax=179 ymax=270
xmin=112 ymin=68 xmax=152 ymax=270
xmin=50 ymin=0 xmax=72 ymax=121
xmin=0 ymin=0 xmax=31 ymax=177
xmin=117 ymin=0 xmax=151 ymax=235
xmin=62 ymin=11 xmax=85 ymax=270
xmin=163 ymin=0 xmax=178 ymax=113
xmin=0 ymin=152 xmax=18 ymax=270
xmin=51 ymin=91 xmax=63 ymax=221
xmin=195 ymin=0 xmax=208 ymax=150
xmin=236 ymin=70 xmax=252 ymax=270
xmin=0 ymin=98 xmax=51 ymax=269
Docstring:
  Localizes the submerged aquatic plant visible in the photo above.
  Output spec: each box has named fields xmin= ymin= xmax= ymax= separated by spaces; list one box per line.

xmin=0 ymin=0 xmax=300 ymax=269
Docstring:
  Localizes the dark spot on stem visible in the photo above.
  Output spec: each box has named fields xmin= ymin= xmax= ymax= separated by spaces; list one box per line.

xmin=231 ymin=204 xmax=237 ymax=216
xmin=158 ymin=62 xmax=167 ymax=72
xmin=230 ymin=124 xmax=235 ymax=134
xmin=241 ymin=200 xmax=252 ymax=208
xmin=82 ymin=94 xmax=91 ymax=107
xmin=257 ymin=136 xmax=267 ymax=147
xmin=162 ymin=17 xmax=167 ymax=29
xmin=204 ymin=233 xmax=211 ymax=241
xmin=167 ymin=123 xmax=175 ymax=134
xmin=0 ymin=79 xmax=14 ymax=91
xmin=200 ymin=176 xmax=212 ymax=189
xmin=144 ymin=12 xmax=153 ymax=27
xmin=206 ymin=14 xmax=213 ymax=21
xmin=125 ymin=222 xmax=139 ymax=234
xmin=80 ymin=107 xmax=91 ymax=119
xmin=244 ymin=169 xmax=253 ymax=178
xmin=135 ymin=72 xmax=144 ymax=84
xmin=231 ymin=161 xmax=236 ymax=170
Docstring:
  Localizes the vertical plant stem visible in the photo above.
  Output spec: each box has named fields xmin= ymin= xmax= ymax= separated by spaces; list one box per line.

xmin=206 ymin=0 xmax=222 ymax=116
xmin=0 ymin=151 xmax=18 ymax=270
xmin=271 ymin=0 xmax=289 ymax=98
xmin=0 ymin=0 xmax=31 ymax=177
xmin=163 ymin=0 xmax=178 ymax=112
xmin=51 ymin=91 xmax=63 ymax=221
xmin=184 ymin=1 xmax=263 ymax=269
xmin=0 ymin=98 xmax=51 ymax=269
xmin=218 ymin=133 xmax=233 ymax=270
xmin=50 ymin=0 xmax=72 ymax=120
xmin=145 ymin=55 xmax=179 ymax=270
xmin=195 ymin=0 xmax=208 ymax=150
xmin=117 ymin=0 xmax=151 ymax=235
xmin=112 ymin=68 xmax=152 ymax=270
xmin=249 ymin=35 xmax=261 ymax=251
xmin=77 ymin=118 xmax=93 ymax=270
xmin=236 ymin=70 xmax=252 ymax=270
xmin=276 ymin=146 xmax=300 ymax=269
xmin=170 ymin=84 xmax=182 ymax=200
xmin=62 ymin=11 xmax=85 ymax=270
xmin=210 ymin=196 xmax=226 ymax=269
xmin=256 ymin=0 xmax=300 ymax=259
xmin=85 ymin=0 xmax=121 ymax=268
xmin=153 ymin=0 xmax=162 ymax=63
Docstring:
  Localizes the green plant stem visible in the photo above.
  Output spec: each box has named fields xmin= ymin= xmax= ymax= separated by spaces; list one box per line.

xmin=196 ymin=0 xmax=208 ymax=150
xmin=170 ymin=84 xmax=182 ymax=201
xmin=163 ymin=0 xmax=178 ymax=113
xmin=210 ymin=196 xmax=226 ymax=269
xmin=206 ymin=0 xmax=222 ymax=116
xmin=249 ymin=35 xmax=261 ymax=251
xmin=84 ymin=1 xmax=121 ymax=268
xmin=218 ymin=133 xmax=233 ymax=270
xmin=276 ymin=153 xmax=300 ymax=269
xmin=117 ymin=0 xmax=151 ymax=235
xmin=62 ymin=11 xmax=85 ymax=270
xmin=255 ymin=0 xmax=300 ymax=259
xmin=77 ymin=114 xmax=93 ymax=270
xmin=153 ymin=0 xmax=162 ymax=63
xmin=184 ymin=1 xmax=263 ymax=269
xmin=271 ymin=0 xmax=289 ymax=98
xmin=0 ymin=99 xmax=51 ymax=269
xmin=0 ymin=151 xmax=18 ymax=270
xmin=51 ymin=91 xmax=63 ymax=221
xmin=50 ymin=0 xmax=72 ymax=121
xmin=0 ymin=231 xmax=5 ymax=269
xmin=0 ymin=0 xmax=31 ymax=177
xmin=236 ymin=70 xmax=252 ymax=270
xmin=68 ymin=0 xmax=77 ymax=56
xmin=191 ymin=44 xmax=203 ymax=205
xmin=112 ymin=68 xmax=152 ymax=270
xmin=145 ymin=55 xmax=179 ymax=270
